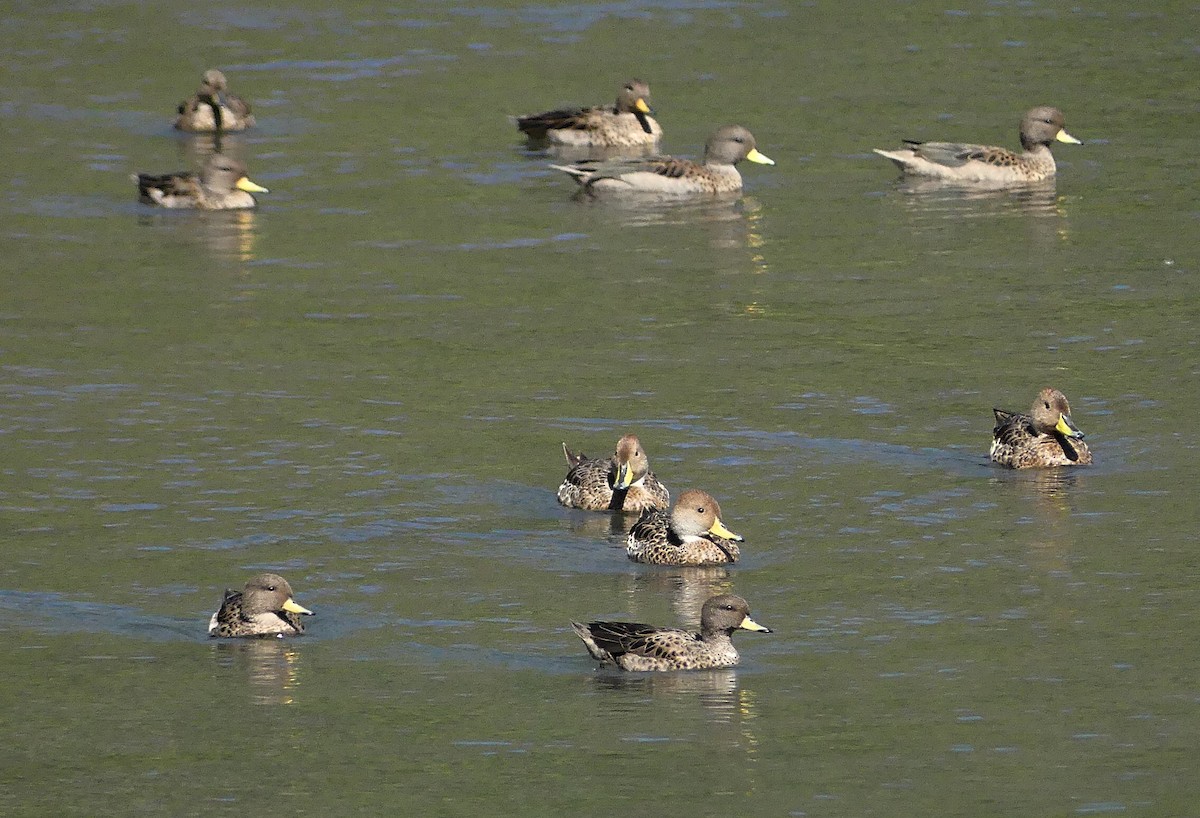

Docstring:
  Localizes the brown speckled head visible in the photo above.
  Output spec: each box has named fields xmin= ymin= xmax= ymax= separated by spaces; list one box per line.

xmin=1029 ymin=387 xmax=1084 ymax=439
xmin=199 ymin=69 xmax=229 ymax=94
xmin=699 ymin=594 xmax=771 ymax=636
xmin=239 ymin=573 xmax=309 ymax=616
xmin=669 ymin=489 xmax=744 ymax=542
xmin=703 ymin=125 xmax=775 ymax=167
xmin=1019 ymin=107 xmax=1079 ymax=151
xmin=611 ymin=434 xmax=650 ymax=489
xmin=614 ymin=79 xmax=652 ymax=114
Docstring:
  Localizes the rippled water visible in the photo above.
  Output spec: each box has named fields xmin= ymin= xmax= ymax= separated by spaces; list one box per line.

xmin=3 ymin=1 xmax=1199 ymax=815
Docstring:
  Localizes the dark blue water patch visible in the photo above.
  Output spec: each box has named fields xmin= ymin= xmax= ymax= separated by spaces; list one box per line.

xmin=101 ymin=502 xmax=162 ymax=512
xmin=14 ymin=194 xmax=131 ymax=218
xmin=447 ymin=1 xmax=755 ymax=34
xmin=15 ymin=102 xmax=161 ymax=132
xmin=699 ymin=425 xmax=993 ymax=475
xmin=238 ymin=53 xmax=458 ymax=80
xmin=0 ymin=590 xmax=196 ymax=641
xmin=432 ymin=479 xmax=562 ymax=519
xmin=1074 ymin=802 xmax=1127 ymax=814
xmin=325 ymin=517 xmax=444 ymax=544
xmin=457 ymin=236 xmax=550 ymax=251
xmin=882 ymin=604 xmax=951 ymax=626
xmin=193 ymin=532 xmax=291 ymax=551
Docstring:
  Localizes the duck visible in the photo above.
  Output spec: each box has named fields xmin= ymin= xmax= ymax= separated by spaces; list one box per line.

xmin=550 ymin=125 xmax=774 ymax=195
xmin=572 ymin=594 xmax=771 ymax=671
xmin=873 ymin=106 xmax=1081 ymax=184
xmin=557 ymin=434 xmax=669 ymax=513
xmin=208 ymin=573 xmax=314 ymax=638
xmin=134 ymin=153 xmax=269 ymax=210
xmin=990 ymin=387 xmax=1093 ymax=468
xmin=626 ymin=489 xmax=743 ymax=565
xmin=516 ymin=80 xmax=661 ymax=148
xmin=174 ymin=69 xmax=256 ymax=132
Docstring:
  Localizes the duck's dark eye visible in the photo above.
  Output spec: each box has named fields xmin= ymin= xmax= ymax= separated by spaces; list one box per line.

xmin=722 ymin=604 xmax=735 ymax=611
xmin=266 ymin=585 xmax=276 ymax=591
xmin=1044 ymin=402 xmax=1051 ymax=409
xmin=697 ymin=506 xmax=706 ymax=514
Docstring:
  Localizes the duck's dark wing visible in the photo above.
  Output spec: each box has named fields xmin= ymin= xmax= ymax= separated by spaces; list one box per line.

xmin=992 ymin=408 xmax=1036 ymax=447
xmin=565 ymin=155 xmax=693 ymax=183
xmin=561 ymin=455 xmax=611 ymax=492
xmin=561 ymin=442 xmax=588 ymax=468
xmin=904 ymin=140 xmax=1018 ymax=169
xmin=627 ymin=507 xmax=671 ymax=543
xmin=517 ymin=106 xmax=592 ymax=138
xmin=582 ymin=621 xmax=693 ymax=660
xmin=136 ymin=171 xmax=200 ymax=204
xmin=225 ymin=92 xmax=253 ymax=118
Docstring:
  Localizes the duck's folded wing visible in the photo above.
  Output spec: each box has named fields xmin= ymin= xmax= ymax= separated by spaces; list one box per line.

xmin=585 ymin=156 xmax=685 ymax=181
xmin=901 ymin=140 xmax=983 ymax=168
xmin=517 ymin=106 xmax=590 ymax=135
xmin=585 ymin=621 xmax=671 ymax=657
xmin=992 ymin=410 xmax=1035 ymax=444
xmin=136 ymin=172 xmax=200 ymax=203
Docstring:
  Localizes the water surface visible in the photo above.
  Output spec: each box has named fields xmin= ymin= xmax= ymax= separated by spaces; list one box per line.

xmin=2 ymin=1 xmax=1199 ymax=815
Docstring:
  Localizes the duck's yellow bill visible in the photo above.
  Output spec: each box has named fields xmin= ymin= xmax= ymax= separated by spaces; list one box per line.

xmin=236 ymin=176 xmax=270 ymax=193
xmin=709 ymin=518 xmax=744 ymax=542
xmin=1055 ymin=129 xmax=1082 ymax=145
xmin=745 ymin=148 xmax=775 ymax=166
xmin=634 ymin=98 xmax=651 ymax=114
xmin=1055 ymin=414 xmax=1084 ymax=439
xmin=739 ymin=615 xmax=771 ymax=633
xmin=282 ymin=598 xmax=314 ymax=616
xmin=613 ymin=463 xmax=634 ymax=490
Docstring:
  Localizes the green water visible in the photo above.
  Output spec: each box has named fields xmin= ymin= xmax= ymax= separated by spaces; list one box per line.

xmin=2 ymin=1 xmax=1199 ymax=815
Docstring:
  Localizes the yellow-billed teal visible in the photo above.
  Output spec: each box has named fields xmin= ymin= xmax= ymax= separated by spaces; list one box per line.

xmin=134 ymin=153 xmax=269 ymax=210
xmin=208 ymin=573 xmax=313 ymax=638
xmin=572 ymin=594 xmax=771 ymax=671
xmin=874 ymin=106 xmax=1081 ymax=184
xmin=626 ymin=488 xmax=743 ymax=565
xmin=551 ymin=125 xmax=773 ymax=195
xmin=990 ymin=387 xmax=1093 ymax=468
xmin=174 ymin=69 xmax=256 ymax=132
xmin=557 ymin=434 xmax=670 ymax=513
xmin=517 ymin=80 xmax=661 ymax=148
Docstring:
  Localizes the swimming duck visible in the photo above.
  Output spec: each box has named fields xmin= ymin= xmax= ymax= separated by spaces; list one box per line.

xmin=873 ymin=106 xmax=1081 ymax=184
xmin=551 ymin=125 xmax=773 ymax=195
xmin=174 ymin=69 xmax=256 ymax=132
xmin=134 ymin=153 xmax=269 ymax=210
xmin=572 ymin=594 xmax=771 ymax=671
xmin=557 ymin=434 xmax=670 ymax=513
xmin=516 ymin=80 xmax=661 ymax=148
xmin=990 ymin=387 xmax=1093 ymax=468
xmin=208 ymin=573 xmax=313 ymax=638
xmin=626 ymin=489 xmax=743 ymax=565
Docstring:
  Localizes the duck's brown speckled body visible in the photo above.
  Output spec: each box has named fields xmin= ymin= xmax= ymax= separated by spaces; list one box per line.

xmin=175 ymin=69 xmax=255 ymax=132
xmin=551 ymin=125 xmax=773 ymax=195
xmin=572 ymin=594 xmax=771 ymax=671
xmin=626 ymin=489 xmax=743 ymax=566
xmin=990 ymin=387 xmax=1093 ymax=468
xmin=874 ymin=106 xmax=1081 ymax=184
xmin=517 ymin=80 xmax=661 ymax=149
xmin=557 ymin=434 xmax=670 ymax=513
xmin=208 ymin=573 xmax=313 ymax=638
xmin=135 ymin=154 xmax=269 ymax=210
